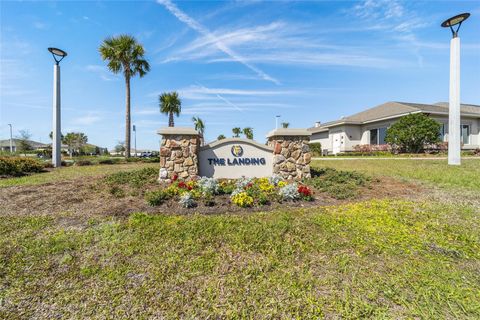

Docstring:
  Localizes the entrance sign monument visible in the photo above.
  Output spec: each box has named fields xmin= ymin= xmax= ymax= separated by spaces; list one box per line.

xmin=199 ymin=138 xmax=273 ymax=179
xmin=158 ymin=127 xmax=312 ymax=181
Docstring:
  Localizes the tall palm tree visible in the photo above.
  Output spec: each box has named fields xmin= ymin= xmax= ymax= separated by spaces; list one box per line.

xmin=99 ymin=35 xmax=150 ymax=158
xmin=281 ymin=122 xmax=290 ymax=128
xmin=192 ymin=116 xmax=205 ymax=145
xmin=159 ymin=92 xmax=181 ymax=127
xmin=232 ymin=127 xmax=241 ymax=138
xmin=243 ymin=127 xmax=254 ymax=139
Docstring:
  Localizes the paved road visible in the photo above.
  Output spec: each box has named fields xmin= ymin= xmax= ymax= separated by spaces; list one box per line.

xmin=312 ymin=157 xmax=480 ymax=161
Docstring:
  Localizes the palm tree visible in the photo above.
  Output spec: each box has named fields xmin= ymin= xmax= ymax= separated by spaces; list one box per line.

xmin=281 ymin=122 xmax=290 ymax=128
xmin=217 ymin=134 xmax=226 ymax=140
xmin=232 ymin=127 xmax=241 ymax=138
xmin=99 ymin=35 xmax=150 ymax=158
xmin=243 ymin=127 xmax=254 ymax=139
xmin=192 ymin=116 xmax=205 ymax=145
xmin=160 ymin=92 xmax=181 ymax=127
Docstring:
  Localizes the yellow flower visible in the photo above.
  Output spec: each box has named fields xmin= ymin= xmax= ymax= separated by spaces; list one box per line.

xmin=231 ymin=192 xmax=254 ymax=207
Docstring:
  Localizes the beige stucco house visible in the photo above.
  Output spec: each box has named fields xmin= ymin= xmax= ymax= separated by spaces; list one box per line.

xmin=308 ymin=102 xmax=480 ymax=154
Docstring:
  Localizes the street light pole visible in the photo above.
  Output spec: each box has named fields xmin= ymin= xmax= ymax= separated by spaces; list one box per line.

xmin=441 ymin=13 xmax=470 ymax=166
xmin=275 ymin=115 xmax=281 ymax=129
xmin=133 ymin=124 xmax=137 ymax=157
xmin=8 ymin=124 xmax=13 ymax=153
xmin=48 ymin=47 xmax=67 ymax=168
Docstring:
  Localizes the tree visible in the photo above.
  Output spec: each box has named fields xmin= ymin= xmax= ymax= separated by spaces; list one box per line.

xmin=385 ymin=113 xmax=441 ymax=153
xmin=243 ymin=127 xmax=254 ymax=139
xmin=281 ymin=122 xmax=290 ymax=128
xmin=63 ymin=132 xmax=88 ymax=156
xmin=192 ymin=116 xmax=205 ymax=145
xmin=99 ymin=35 xmax=150 ymax=158
xmin=217 ymin=134 xmax=226 ymax=140
xmin=232 ymin=127 xmax=241 ymax=138
xmin=16 ymin=130 xmax=33 ymax=155
xmin=159 ymin=92 xmax=182 ymax=127
xmin=114 ymin=141 xmax=126 ymax=153
xmin=49 ymin=131 xmax=65 ymax=141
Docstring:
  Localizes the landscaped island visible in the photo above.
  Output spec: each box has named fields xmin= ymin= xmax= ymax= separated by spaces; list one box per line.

xmin=1 ymin=160 xmax=479 ymax=318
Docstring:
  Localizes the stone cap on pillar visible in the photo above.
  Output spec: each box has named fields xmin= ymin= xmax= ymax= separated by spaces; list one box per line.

xmin=157 ymin=127 xmax=199 ymax=136
xmin=266 ymin=128 xmax=312 ymax=139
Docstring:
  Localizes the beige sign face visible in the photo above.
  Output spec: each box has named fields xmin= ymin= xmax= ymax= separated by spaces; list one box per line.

xmin=198 ymin=138 xmax=273 ymax=179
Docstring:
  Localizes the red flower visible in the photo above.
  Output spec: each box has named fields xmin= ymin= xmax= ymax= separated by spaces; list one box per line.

xmin=178 ymin=181 xmax=187 ymax=189
xmin=172 ymin=174 xmax=178 ymax=182
xmin=246 ymin=182 xmax=253 ymax=189
xmin=298 ymin=185 xmax=312 ymax=197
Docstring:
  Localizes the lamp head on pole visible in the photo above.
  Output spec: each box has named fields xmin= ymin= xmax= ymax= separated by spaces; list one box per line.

xmin=48 ymin=47 xmax=68 ymax=64
xmin=441 ymin=13 xmax=470 ymax=38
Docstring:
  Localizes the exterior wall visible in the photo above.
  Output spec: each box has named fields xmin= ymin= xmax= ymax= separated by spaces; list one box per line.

xmin=159 ymin=134 xmax=199 ymax=181
xmin=310 ymin=131 xmax=330 ymax=153
xmin=267 ymin=135 xmax=311 ymax=180
xmin=343 ymin=125 xmax=362 ymax=151
xmin=429 ymin=115 xmax=479 ymax=149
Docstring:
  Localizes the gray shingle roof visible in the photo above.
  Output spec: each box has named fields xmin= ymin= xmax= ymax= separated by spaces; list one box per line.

xmin=309 ymin=101 xmax=480 ymax=133
xmin=0 ymin=139 xmax=49 ymax=148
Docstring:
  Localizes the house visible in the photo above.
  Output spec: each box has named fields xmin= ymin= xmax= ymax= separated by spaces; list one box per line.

xmin=0 ymin=139 xmax=49 ymax=152
xmin=308 ymin=102 xmax=480 ymax=154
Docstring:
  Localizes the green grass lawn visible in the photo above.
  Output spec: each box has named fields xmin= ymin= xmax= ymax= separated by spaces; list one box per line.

xmin=0 ymin=162 xmax=158 ymax=188
xmin=312 ymin=159 xmax=480 ymax=191
xmin=1 ymin=161 xmax=479 ymax=318
xmin=1 ymin=200 xmax=479 ymax=319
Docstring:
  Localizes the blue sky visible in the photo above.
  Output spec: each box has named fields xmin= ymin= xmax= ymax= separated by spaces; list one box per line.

xmin=1 ymin=0 xmax=479 ymax=150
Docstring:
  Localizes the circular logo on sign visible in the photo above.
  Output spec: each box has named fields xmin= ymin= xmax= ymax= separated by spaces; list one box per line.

xmin=231 ymin=145 xmax=244 ymax=157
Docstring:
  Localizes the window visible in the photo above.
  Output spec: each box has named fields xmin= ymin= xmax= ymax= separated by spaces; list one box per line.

xmin=438 ymin=123 xmax=447 ymax=141
xmin=461 ymin=124 xmax=470 ymax=145
xmin=370 ymin=129 xmax=378 ymax=145
xmin=369 ymin=127 xmax=387 ymax=145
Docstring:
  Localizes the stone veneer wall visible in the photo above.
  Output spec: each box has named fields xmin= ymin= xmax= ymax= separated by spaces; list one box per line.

xmin=159 ymin=134 xmax=199 ymax=181
xmin=267 ymin=135 xmax=311 ymax=180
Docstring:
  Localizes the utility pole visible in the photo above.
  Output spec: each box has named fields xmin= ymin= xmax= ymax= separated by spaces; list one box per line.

xmin=8 ymin=124 xmax=13 ymax=153
xmin=133 ymin=124 xmax=137 ymax=157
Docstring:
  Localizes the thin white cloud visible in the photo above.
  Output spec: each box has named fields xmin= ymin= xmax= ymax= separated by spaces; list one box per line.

xmin=71 ymin=114 xmax=102 ymax=126
xmin=210 ymin=52 xmax=400 ymax=68
xmin=135 ymin=108 xmax=158 ymax=115
xmin=86 ymin=65 xmax=119 ymax=81
xmin=33 ymin=21 xmax=47 ymax=29
xmin=157 ymin=0 xmax=279 ymax=84
xmin=163 ymin=18 xmax=406 ymax=68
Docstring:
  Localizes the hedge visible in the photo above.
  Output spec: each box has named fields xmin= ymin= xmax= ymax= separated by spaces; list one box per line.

xmin=0 ymin=157 xmax=45 ymax=177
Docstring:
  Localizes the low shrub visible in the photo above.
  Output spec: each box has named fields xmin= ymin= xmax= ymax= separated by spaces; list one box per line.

xmin=197 ymin=177 xmax=219 ymax=194
xmin=306 ymin=167 xmax=369 ymax=199
xmin=218 ymin=180 xmax=236 ymax=194
xmin=75 ymin=160 xmax=92 ymax=166
xmin=353 ymin=144 xmax=391 ymax=153
xmin=309 ymin=142 xmax=322 ymax=156
xmin=179 ymin=192 xmax=196 ymax=208
xmin=103 ymin=167 xmax=158 ymax=188
xmin=145 ymin=189 xmax=170 ymax=206
xmin=279 ymin=183 xmax=300 ymax=201
xmin=99 ymin=158 xmax=123 ymax=165
xmin=109 ymin=186 xmax=125 ymax=198
xmin=0 ymin=157 xmax=44 ymax=177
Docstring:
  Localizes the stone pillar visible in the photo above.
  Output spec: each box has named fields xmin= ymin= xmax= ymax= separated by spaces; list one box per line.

xmin=157 ymin=127 xmax=200 ymax=182
xmin=267 ymin=129 xmax=312 ymax=180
